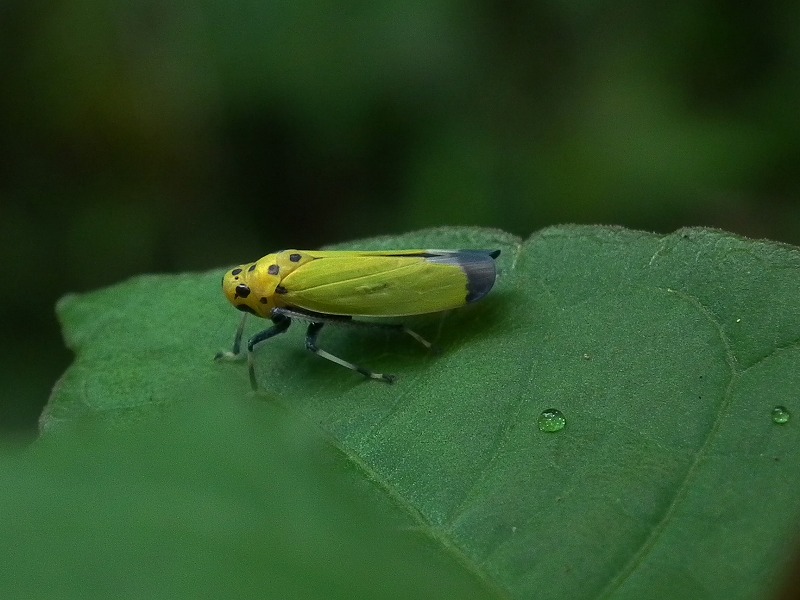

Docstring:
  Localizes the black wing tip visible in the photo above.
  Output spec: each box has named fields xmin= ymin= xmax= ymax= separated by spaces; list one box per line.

xmin=457 ymin=249 xmax=501 ymax=259
xmin=463 ymin=253 xmax=499 ymax=303
xmin=465 ymin=277 xmax=496 ymax=302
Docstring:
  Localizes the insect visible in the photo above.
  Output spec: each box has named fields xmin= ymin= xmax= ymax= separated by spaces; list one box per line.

xmin=215 ymin=248 xmax=501 ymax=390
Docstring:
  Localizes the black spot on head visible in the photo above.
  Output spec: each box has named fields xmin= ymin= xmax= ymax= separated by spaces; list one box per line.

xmin=289 ymin=253 xmax=302 ymax=262
xmin=236 ymin=304 xmax=256 ymax=315
xmin=275 ymin=285 xmax=288 ymax=294
xmin=260 ymin=297 xmax=268 ymax=304
xmin=248 ymin=264 xmax=256 ymax=272
xmin=268 ymin=264 xmax=280 ymax=276
xmin=234 ymin=284 xmax=251 ymax=299
xmin=231 ymin=268 xmax=242 ymax=276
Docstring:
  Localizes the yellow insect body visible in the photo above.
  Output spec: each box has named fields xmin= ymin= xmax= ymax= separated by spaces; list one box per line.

xmin=222 ymin=249 xmax=499 ymax=318
xmin=218 ymin=248 xmax=500 ymax=388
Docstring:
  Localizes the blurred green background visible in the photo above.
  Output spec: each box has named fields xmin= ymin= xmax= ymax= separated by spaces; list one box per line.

xmin=2 ymin=1 xmax=799 ymax=435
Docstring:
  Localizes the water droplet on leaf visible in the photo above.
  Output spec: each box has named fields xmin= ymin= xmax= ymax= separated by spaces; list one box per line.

xmin=538 ymin=408 xmax=566 ymax=432
xmin=772 ymin=406 xmax=790 ymax=425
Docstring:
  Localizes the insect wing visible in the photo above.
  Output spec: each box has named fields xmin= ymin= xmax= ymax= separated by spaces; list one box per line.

xmin=279 ymin=250 xmax=498 ymax=317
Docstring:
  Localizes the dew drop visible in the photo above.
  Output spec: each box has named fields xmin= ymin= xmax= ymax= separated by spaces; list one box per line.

xmin=772 ymin=406 xmax=790 ymax=425
xmin=538 ymin=408 xmax=566 ymax=432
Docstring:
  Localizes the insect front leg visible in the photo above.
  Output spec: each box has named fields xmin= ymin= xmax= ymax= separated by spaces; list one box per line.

xmin=246 ymin=314 xmax=292 ymax=390
xmin=214 ymin=313 xmax=249 ymax=361
xmin=305 ymin=322 xmax=396 ymax=383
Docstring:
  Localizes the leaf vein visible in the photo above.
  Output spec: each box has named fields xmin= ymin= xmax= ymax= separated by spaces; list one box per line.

xmin=595 ymin=287 xmax=739 ymax=598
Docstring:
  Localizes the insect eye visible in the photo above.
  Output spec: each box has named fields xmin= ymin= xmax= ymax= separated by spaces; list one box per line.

xmin=234 ymin=284 xmax=251 ymax=299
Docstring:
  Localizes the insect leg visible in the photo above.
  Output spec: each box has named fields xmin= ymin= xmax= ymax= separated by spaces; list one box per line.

xmin=246 ymin=314 xmax=292 ymax=390
xmin=347 ymin=321 xmax=434 ymax=352
xmin=354 ymin=322 xmax=433 ymax=351
xmin=272 ymin=307 xmax=433 ymax=350
xmin=398 ymin=325 xmax=433 ymax=350
xmin=214 ymin=313 xmax=249 ymax=361
xmin=305 ymin=322 xmax=396 ymax=384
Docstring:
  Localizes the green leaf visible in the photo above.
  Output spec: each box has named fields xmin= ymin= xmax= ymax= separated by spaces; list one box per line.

xmin=8 ymin=225 xmax=800 ymax=599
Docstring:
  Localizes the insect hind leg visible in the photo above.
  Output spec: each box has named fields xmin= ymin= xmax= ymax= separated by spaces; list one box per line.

xmin=356 ymin=321 xmax=435 ymax=353
xmin=273 ymin=307 xmax=434 ymax=351
xmin=305 ymin=322 xmax=396 ymax=383
xmin=398 ymin=325 xmax=433 ymax=350
xmin=361 ymin=321 xmax=434 ymax=352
